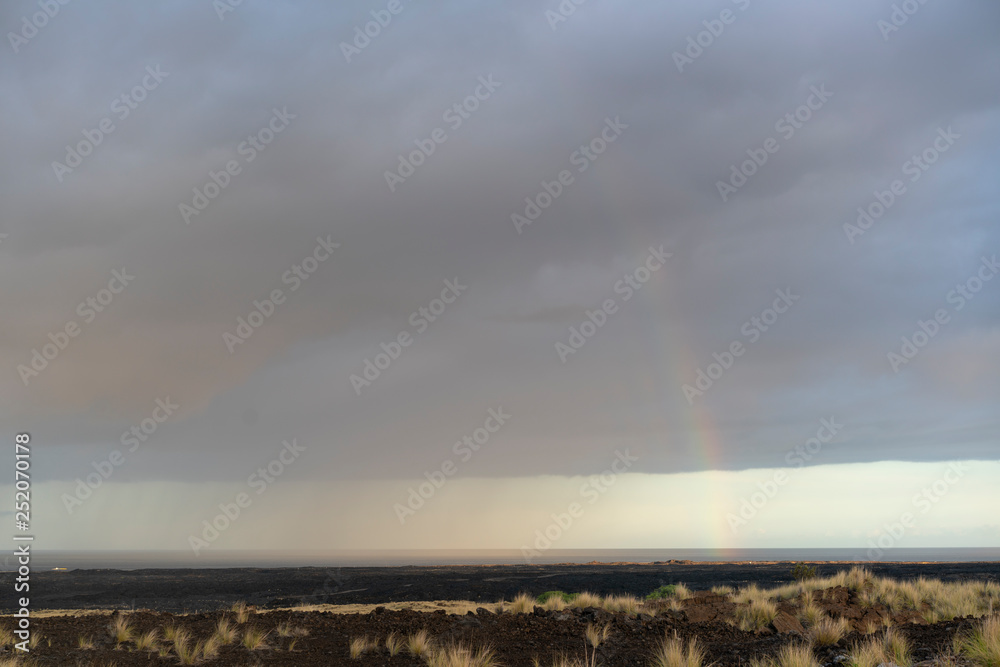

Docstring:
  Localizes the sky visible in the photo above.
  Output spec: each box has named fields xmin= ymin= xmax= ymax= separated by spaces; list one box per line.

xmin=2 ymin=0 xmax=998 ymax=558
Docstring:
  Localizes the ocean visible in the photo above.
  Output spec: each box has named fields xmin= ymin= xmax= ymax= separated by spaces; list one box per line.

xmin=10 ymin=548 xmax=999 ymax=571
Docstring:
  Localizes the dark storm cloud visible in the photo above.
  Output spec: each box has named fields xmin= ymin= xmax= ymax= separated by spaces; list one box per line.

xmin=2 ymin=0 xmax=998 ymax=484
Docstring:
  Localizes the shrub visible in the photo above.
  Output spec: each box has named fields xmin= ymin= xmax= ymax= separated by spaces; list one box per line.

xmin=647 ymin=584 xmax=691 ymax=601
xmin=537 ymin=591 xmax=574 ymax=604
xmin=791 ymin=563 xmax=818 ymax=582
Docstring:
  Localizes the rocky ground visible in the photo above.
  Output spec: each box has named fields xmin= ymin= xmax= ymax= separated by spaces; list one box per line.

xmin=6 ymin=561 xmax=997 ymax=613
xmin=0 ymin=584 xmax=992 ymax=666
xmin=1 ymin=562 xmax=997 ymax=665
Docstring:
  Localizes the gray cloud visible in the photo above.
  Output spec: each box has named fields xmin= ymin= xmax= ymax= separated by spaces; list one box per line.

xmin=3 ymin=0 xmax=999 ymax=487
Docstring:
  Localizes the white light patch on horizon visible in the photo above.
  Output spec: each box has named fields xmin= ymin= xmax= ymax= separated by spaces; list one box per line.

xmin=17 ymin=460 xmax=1000 ymax=553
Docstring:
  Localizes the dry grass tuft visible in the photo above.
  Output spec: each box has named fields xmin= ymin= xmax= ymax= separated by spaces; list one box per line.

xmin=650 ymin=633 xmax=707 ymax=667
xmin=231 ymin=600 xmax=252 ymax=624
xmin=954 ymin=614 xmax=1000 ymax=667
xmin=798 ymin=599 xmax=826 ymax=629
xmin=569 ymin=592 xmax=604 ymax=609
xmin=214 ymin=617 xmax=238 ymax=645
xmin=735 ymin=598 xmax=779 ymax=632
xmin=241 ymin=626 xmax=269 ymax=651
xmin=508 ymin=592 xmax=536 ymax=614
xmin=751 ymin=643 xmax=820 ymax=667
xmin=426 ymin=643 xmax=499 ymax=667
xmin=108 ymin=615 xmax=133 ymax=645
xmin=808 ymin=616 xmax=849 ymax=647
xmin=408 ymin=629 xmax=434 ymax=657
xmin=602 ymin=595 xmax=641 ymax=614
xmin=385 ymin=630 xmax=403 ymax=656
xmin=133 ymin=628 xmax=159 ymax=651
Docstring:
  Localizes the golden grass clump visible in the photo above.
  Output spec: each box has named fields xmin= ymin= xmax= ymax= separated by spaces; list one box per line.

xmin=954 ymin=614 xmax=1000 ymax=667
xmin=751 ymin=643 xmax=820 ymax=667
xmin=650 ymin=633 xmax=706 ymax=667
xmin=241 ymin=626 xmax=269 ymax=650
xmin=569 ymin=592 xmax=604 ymax=609
xmin=198 ymin=635 xmax=221 ymax=661
xmin=108 ymin=615 xmax=133 ymax=645
xmin=77 ymin=634 xmax=96 ymax=650
xmin=426 ymin=644 xmax=499 ymax=667
xmin=133 ymin=628 xmax=159 ymax=651
xmin=349 ymin=635 xmax=375 ymax=659
xmin=798 ymin=599 xmax=826 ymax=629
xmin=602 ymin=594 xmax=641 ymax=614
xmin=214 ymin=617 xmax=238 ymax=645
xmin=542 ymin=595 xmax=568 ymax=611
xmin=809 ymin=616 xmax=849 ymax=647
xmin=231 ymin=600 xmax=252 ymax=624
xmin=735 ymin=584 xmax=766 ymax=605
xmin=408 ymin=629 xmax=434 ymax=657
xmin=385 ymin=630 xmax=403 ymax=656
xmin=735 ymin=598 xmax=779 ymax=632
xmin=711 ymin=585 xmax=734 ymax=596
xmin=508 ymin=592 xmax=536 ymax=614
xmin=846 ymin=628 xmax=913 ymax=667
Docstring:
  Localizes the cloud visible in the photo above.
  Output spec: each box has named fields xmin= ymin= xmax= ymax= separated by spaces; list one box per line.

xmin=2 ymin=0 xmax=998 ymax=500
